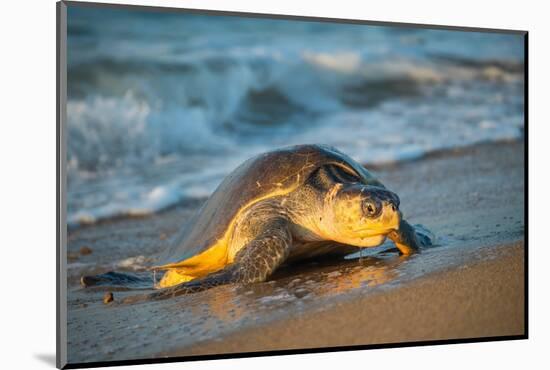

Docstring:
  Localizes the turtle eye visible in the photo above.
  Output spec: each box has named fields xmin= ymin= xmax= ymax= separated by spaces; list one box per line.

xmin=363 ymin=201 xmax=378 ymax=217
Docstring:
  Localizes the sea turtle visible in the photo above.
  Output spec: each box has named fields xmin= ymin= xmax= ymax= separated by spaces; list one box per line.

xmin=81 ymin=144 xmax=432 ymax=301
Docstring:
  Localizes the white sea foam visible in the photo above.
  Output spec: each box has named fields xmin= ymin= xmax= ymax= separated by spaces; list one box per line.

xmin=66 ymin=10 xmax=524 ymax=226
xmin=302 ymin=51 xmax=362 ymax=74
xmin=68 ymin=184 xmax=183 ymax=226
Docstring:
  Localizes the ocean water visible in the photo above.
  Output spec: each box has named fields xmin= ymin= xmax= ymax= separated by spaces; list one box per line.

xmin=66 ymin=5 xmax=524 ymax=226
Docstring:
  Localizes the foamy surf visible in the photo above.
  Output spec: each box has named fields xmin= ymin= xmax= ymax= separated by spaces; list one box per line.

xmin=66 ymin=7 xmax=524 ymax=227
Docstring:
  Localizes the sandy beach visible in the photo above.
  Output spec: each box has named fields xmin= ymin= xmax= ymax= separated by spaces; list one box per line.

xmin=66 ymin=139 xmax=525 ymax=364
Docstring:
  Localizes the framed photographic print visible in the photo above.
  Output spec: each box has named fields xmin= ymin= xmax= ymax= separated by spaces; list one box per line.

xmin=57 ymin=1 xmax=527 ymax=368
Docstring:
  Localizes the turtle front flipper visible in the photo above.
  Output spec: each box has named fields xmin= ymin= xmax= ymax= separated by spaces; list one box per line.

xmin=123 ymin=216 xmax=292 ymax=303
xmin=387 ymin=218 xmax=434 ymax=255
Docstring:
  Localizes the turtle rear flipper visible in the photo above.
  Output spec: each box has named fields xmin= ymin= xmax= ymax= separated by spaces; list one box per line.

xmin=81 ymin=271 xmax=154 ymax=290
xmin=123 ymin=216 xmax=292 ymax=303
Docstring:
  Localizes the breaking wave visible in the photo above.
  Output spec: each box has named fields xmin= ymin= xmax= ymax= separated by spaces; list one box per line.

xmin=66 ymin=6 xmax=525 ymax=226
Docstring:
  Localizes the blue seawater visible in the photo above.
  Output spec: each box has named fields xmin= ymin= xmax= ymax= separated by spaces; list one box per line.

xmin=66 ymin=5 xmax=524 ymax=226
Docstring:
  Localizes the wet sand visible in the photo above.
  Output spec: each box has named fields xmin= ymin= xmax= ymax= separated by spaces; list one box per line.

xmin=182 ymin=242 xmax=524 ymax=355
xmin=66 ymin=140 xmax=525 ymax=364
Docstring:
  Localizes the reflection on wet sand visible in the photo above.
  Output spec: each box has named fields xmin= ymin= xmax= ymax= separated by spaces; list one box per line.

xmin=182 ymin=252 xmax=408 ymax=324
xmin=314 ymin=256 xmax=404 ymax=294
xmin=71 ymin=249 xmax=410 ymax=357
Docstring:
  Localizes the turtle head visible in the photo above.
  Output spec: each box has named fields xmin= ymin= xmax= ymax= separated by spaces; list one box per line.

xmin=322 ymin=184 xmax=401 ymax=247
